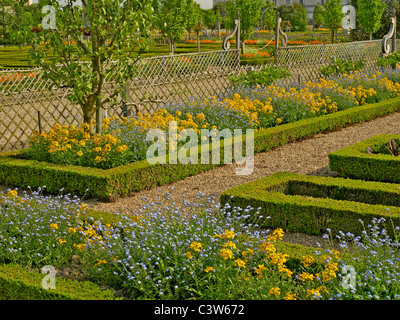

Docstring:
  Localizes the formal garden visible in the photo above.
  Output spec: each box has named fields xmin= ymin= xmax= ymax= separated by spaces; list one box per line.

xmin=2 ymin=0 xmax=400 ymax=306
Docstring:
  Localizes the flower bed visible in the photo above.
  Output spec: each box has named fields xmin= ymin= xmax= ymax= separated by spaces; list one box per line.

xmin=0 ymin=187 xmax=345 ymax=300
xmin=220 ymin=172 xmax=400 ymax=237
xmin=2 ymin=95 xmax=400 ymax=201
xmin=329 ymin=134 xmax=400 ymax=183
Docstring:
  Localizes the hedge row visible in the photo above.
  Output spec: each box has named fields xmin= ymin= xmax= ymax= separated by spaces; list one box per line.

xmin=0 ymin=263 xmax=117 ymax=300
xmin=329 ymin=134 xmax=400 ymax=184
xmin=220 ymin=172 xmax=400 ymax=237
xmin=1 ymin=96 xmax=400 ymax=201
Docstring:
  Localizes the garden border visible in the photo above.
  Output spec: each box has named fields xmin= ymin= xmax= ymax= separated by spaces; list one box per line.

xmin=329 ymin=134 xmax=400 ymax=183
xmin=220 ymin=172 xmax=400 ymax=237
xmin=0 ymin=263 xmax=117 ymax=300
xmin=1 ymin=96 xmax=400 ymax=201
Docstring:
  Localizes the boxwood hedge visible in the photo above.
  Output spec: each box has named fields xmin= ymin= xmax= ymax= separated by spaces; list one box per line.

xmin=1 ymin=96 xmax=400 ymax=201
xmin=329 ymin=134 xmax=400 ymax=183
xmin=220 ymin=172 xmax=400 ymax=237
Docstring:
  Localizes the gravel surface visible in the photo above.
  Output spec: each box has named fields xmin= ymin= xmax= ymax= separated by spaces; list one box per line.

xmin=2 ymin=111 xmax=400 ymax=249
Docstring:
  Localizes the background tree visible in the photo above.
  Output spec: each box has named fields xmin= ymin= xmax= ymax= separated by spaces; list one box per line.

xmin=313 ymin=4 xmax=325 ymax=29
xmin=278 ymin=3 xmax=308 ymax=32
xmin=262 ymin=0 xmax=276 ymax=31
xmin=224 ymin=0 xmax=265 ymax=49
xmin=0 ymin=0 xmax=34 ymax=45
xmin=153 ymin=0 xmax=196 ymax=55
xmin=12 ymin=0 xmax=154 ymax=134
xmin=185 ymin=0 xmax=201 ymax=40
xmin=323 ymin=0 xmax=344 ymax=43
xmin=357 ymin=0 xmax=386 ymax=40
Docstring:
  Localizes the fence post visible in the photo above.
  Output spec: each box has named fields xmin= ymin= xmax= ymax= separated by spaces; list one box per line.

xmin=122 ymin=83 xmax=132 ymax=118
xmin=393 ymin=9 xmax=397 ymax=52
xmin=274 ymin=9 xmax=280 ymax=65
xmin=95 ymin=97 xmax=102 ymax=135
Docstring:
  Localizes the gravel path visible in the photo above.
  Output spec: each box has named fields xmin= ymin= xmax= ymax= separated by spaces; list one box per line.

xmin=2 ymin=111 xmax=400 ymax=249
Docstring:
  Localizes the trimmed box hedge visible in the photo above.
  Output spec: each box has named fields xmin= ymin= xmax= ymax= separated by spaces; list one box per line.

xmin=0 ymin=263 xmax=117 ymax=300
xmin=220 ymin=172 xmax=400 ymax=237
xmin=1 ymin=97 xmax=400 ymax=201
xmin=329 ymin=134 xmax=400 ymax=183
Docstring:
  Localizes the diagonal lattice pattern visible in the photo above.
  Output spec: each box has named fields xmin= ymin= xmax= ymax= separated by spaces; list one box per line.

xmin=0 ymin=50 xmax=241 ymax=152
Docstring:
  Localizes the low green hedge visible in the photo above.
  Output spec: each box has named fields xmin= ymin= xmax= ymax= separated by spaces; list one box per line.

xmin=0 ymin=263 xmax=117 ymax=300
xmin=220 ymin=172 xmax=400 ymax=237
xmin=329 ymin=134 xmax=400 ymax=183
xmin=1 ymin=97 xmax=400 ymax=201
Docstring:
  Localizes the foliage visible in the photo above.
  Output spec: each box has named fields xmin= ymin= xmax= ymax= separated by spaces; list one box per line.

xmin=323 ymin=0 xmax=344 ymax=43
xmin=11 ymin=0 xmax=154 ymax=134
xmin=356 ymin=0 xmax=386 ymax=40
xmin=278 ymin=3 xmax=308 ymax=32
xmin=229 ymin=65 xmax=291 ymax=88
xmin=313 ymin=4 xmax=325 ymax=29
xmin=26 ymin=123 xmax=133 ymax=169
xmin=0 ymin=0 xmax=34 ymax=45
xmin=329 ymin=133 xmax=400 ymax=184
xmin=224 ymin=0 xmax=265 ymax=41
xmin=319 ymin=59 xmax=365 ymax=77
xmin=153 ymin=0 xmax=192 ymax=55
xmin=262 ymin=1 xmax=276 ymax=31
xmin=368 ymin=138 xmax=400 ymax=156
xmin=376 ymin=51 xmax=400 ymax=68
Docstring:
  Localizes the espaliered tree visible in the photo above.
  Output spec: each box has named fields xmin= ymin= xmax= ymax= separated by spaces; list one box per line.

xmin=12 ymin=0 xmax=153 ymax=134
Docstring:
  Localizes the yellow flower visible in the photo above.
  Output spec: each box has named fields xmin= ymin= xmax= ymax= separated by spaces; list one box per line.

xmin=220 ymin=248 xmax=234 ymax=260
xmin=189 ymin=241 xmax=202 ymax=252
xmin=77 ymin=151 xmax=83 ymax=157
xmin=116 ymin=145 xmax=129 ymax=153
xmin=58 ymin=237 xmax=67 ymax=245
xmin=269 ymin=287 xmax=281 ymax=298
xmin=222 ymin=241 xmax=237 ymax=249
xmin=204 ymin=267 xmax=214 ymax=273
xmin=276 ymin=118 xmax=282 ymax=124
xmin=49 ymin=223 xmax=58 ymax=230
xmin=214 ymin=229 xmax=235 ymax=239
xmin=301 ymin=254 xmax=316 ymax=267
xmin=185 ymin=251 xmax=193 ymax=260
xmin=242 ymin=248 xmax=254 ymax=256
xmin=299 ymin=272 xmax=315 ymax=282
xmin=68 ymin=227 xmax=76 ymax=233
xmin=284 ymin=292 xmax=297 ymax=300
xmin=94 ymin=259 xmax=108 ymax=267
xmin=7 ymin=190 xmax=18 ymax=198
xmin=234 ymin=259 xmax=246 ymax=268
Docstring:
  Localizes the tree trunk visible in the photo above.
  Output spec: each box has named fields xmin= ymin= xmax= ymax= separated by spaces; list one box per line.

xmin=331 ymin=30 xmax=335 ymax=44
xmin=369 ymin=32 xmax=373 ymax=41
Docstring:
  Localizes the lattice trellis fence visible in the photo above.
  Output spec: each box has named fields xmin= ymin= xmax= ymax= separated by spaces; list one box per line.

xmin=275 ymin=40 xmax=383 ymax=84
xmin=0 ymin=49 xmax=241 ymax=152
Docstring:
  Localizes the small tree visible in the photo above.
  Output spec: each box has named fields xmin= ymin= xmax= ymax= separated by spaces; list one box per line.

xmin=262 ymin=0 xmax=276 ymax=31
xmin=323 ymin=0 xmax=344 ymax=43
xmin=313 ymin=4 xmax=325 ymax=29
xmin=357 ymin=0 xmax=386 ymax=40
xmin=224 ymin=0 xmax=265 ymax=42
xmin=12 ymin=0 xmax=154 ymax=134
xmin=278 ymin=3 xmax=308 ymax=32
xmin=185 ymin=0 xmax=201 ymax=40
xmin=153 ymin=0 xmax=190 ymax=55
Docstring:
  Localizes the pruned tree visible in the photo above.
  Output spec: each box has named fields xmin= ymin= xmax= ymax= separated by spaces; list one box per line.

xmin=323 ymin=0 xmax=344 ymax=43
xmin=357 ymin=0 xmax=386 ymax=40
xmin=12 ymin=0 xmax=154 ymax=134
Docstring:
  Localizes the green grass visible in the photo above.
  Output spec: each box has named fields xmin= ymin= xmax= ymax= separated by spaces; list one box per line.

xmin=0 ymin=42 xmax=271 ymax=69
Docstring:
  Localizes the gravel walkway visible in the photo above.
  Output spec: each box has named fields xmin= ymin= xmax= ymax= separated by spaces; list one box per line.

xmin=2 ymin=111 xmax=400 ymax=249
